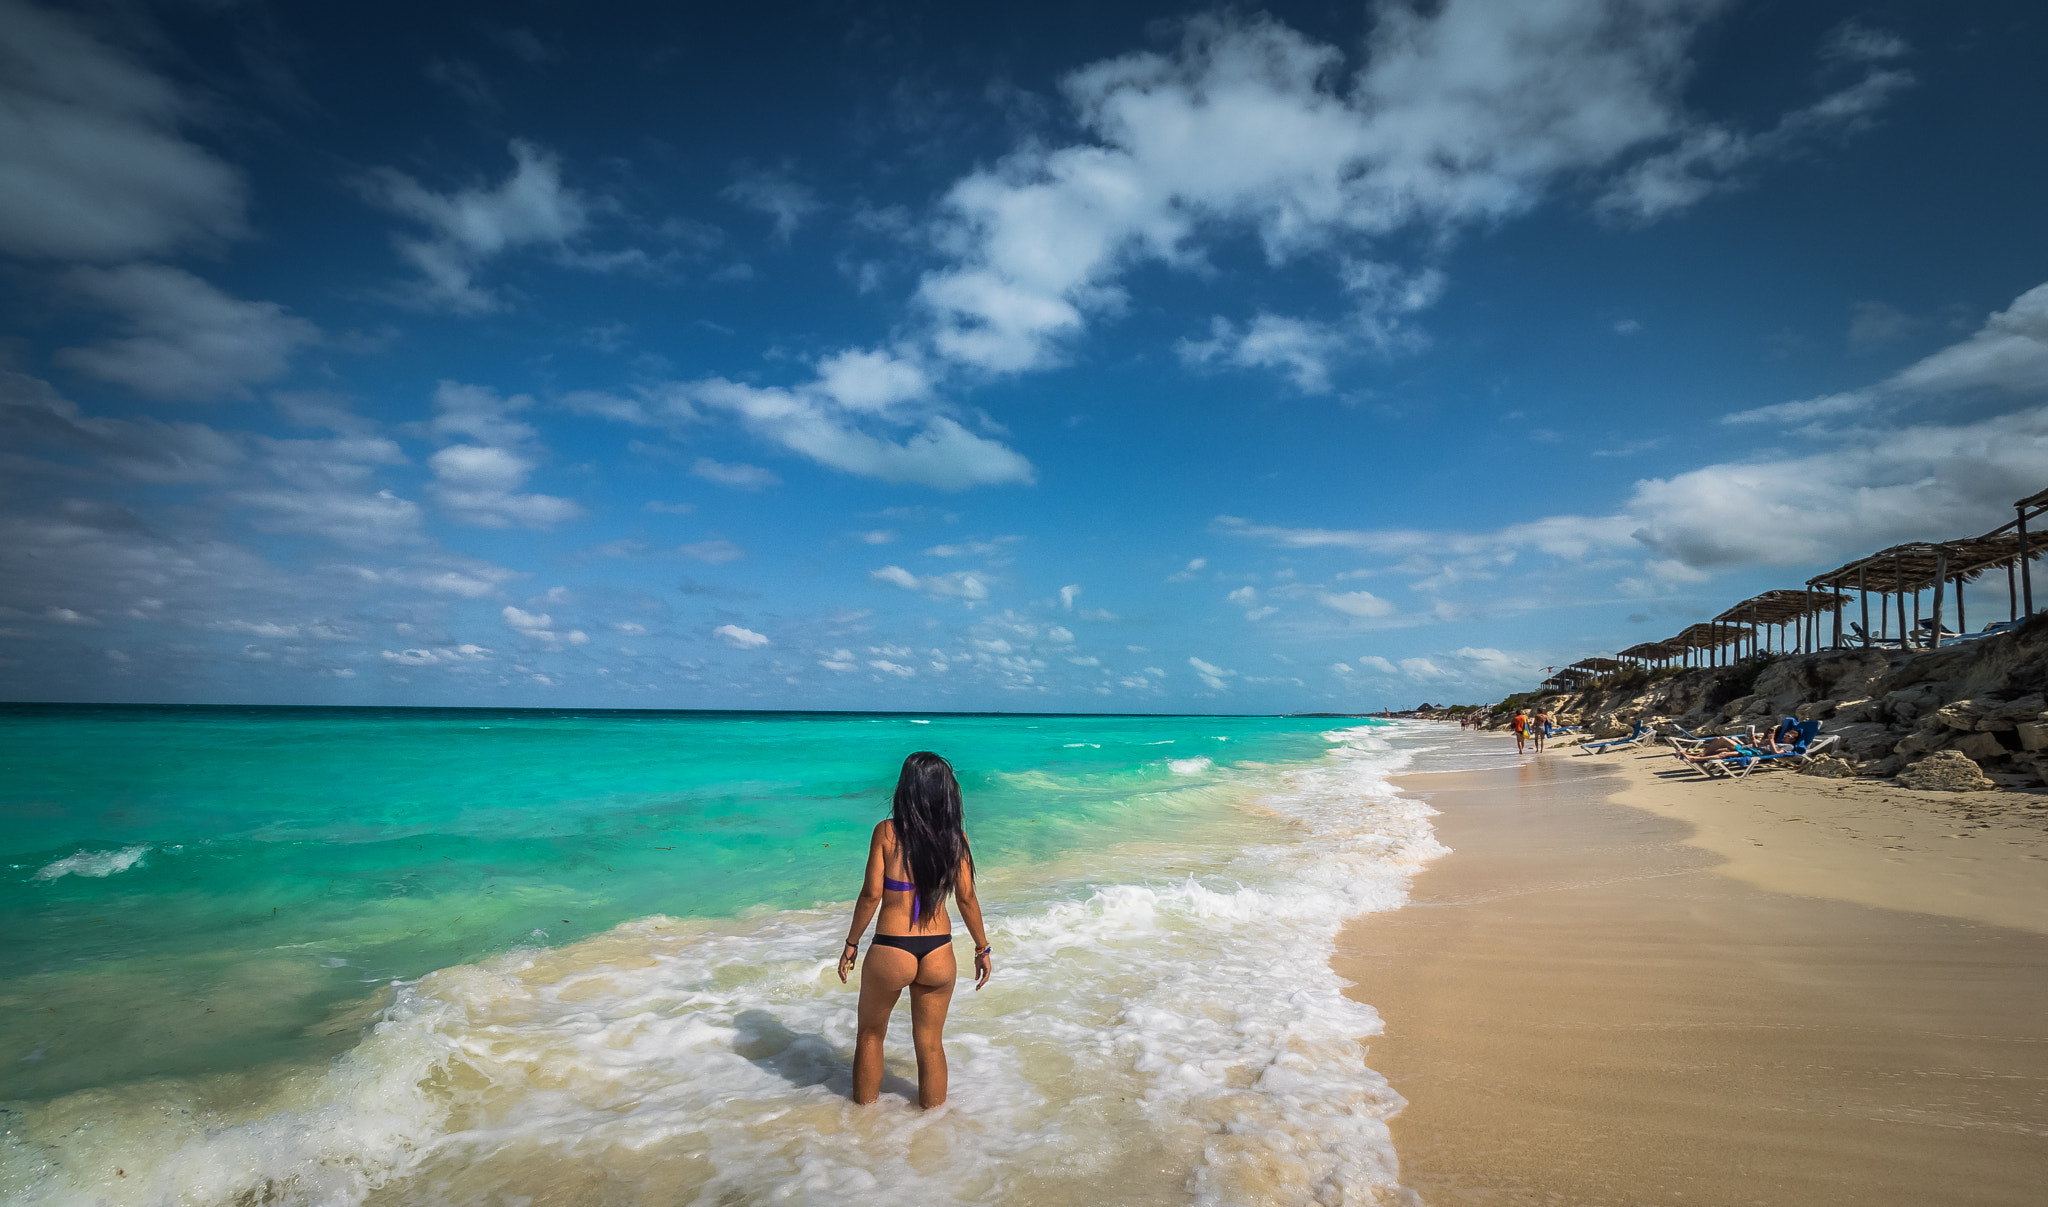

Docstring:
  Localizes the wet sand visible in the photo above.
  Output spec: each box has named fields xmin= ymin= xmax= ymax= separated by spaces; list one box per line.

xmin=1338 ymin=747 xmax=2048 ymax=1206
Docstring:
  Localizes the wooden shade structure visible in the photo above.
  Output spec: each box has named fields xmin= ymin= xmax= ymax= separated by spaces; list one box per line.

xmin=1515 ymin=483 xmax=2048 ymax=697
xmin=1806 ymin=490 xmax=2047 ymax=650
xmin=1664 ymin=621 xmax=1758 ymax=669
xmin=1618 ymin=640 xmax=1687 ymax=664
xmin=1712 ymin=588 xmax=1854 ymax=658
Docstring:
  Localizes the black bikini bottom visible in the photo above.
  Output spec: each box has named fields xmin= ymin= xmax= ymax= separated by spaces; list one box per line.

xmin=870 ymin=933 xmax=953 ymax=959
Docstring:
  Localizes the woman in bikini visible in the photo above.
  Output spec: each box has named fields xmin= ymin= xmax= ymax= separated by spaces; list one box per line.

xmin=836 ymin=751 xmax=993 ymax=1108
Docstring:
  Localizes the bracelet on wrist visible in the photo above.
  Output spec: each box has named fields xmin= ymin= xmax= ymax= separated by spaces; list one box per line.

xmin=976 ymin=945 xmax=992 ymax=957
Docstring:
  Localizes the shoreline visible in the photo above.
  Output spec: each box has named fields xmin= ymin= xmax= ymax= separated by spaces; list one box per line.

xmin=1341 ymin=744 xmax=2048 ymax=1205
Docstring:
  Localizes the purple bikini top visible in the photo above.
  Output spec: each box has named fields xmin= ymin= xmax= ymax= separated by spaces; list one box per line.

xmin=884 ymin=876 xmax=920 ymax=923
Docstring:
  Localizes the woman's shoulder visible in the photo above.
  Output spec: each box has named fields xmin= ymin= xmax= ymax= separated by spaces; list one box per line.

xmin=873 ymin=818 xmax=895 ymax=842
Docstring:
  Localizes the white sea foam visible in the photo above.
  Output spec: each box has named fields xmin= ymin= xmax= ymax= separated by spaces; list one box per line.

xmin=32 ymin=844 xmax=148 ymax=881
xmin=4 ymin=726 xmax=1444 ymax=1207
xmin=1167 ymin=756 xmax=1212 ymax=774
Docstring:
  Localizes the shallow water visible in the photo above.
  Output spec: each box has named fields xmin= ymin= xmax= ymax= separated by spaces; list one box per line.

xmin=1 ymin=707 xmax=1496 ymax=1206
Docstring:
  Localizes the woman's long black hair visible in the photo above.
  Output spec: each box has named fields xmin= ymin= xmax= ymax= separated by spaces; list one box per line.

xmin=891 ymin=751 xmax=969 ymax=920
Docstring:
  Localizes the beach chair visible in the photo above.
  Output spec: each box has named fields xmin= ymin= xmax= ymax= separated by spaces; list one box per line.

xmin=1846 ymin=622 xmax=1903 ymax=650
xmin=1949 ymin=619 xmax=2023 ymax=644
xmin=1544 ymin=722 xmax=1578 ymax=737
xmin=1703 ymin=721 xmax=1836 ymax=779
xmin=1576 ymin=721 xmax=1649 ymax=755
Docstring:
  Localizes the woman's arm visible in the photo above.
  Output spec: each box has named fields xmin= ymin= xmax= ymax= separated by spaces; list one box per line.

xmin=837 ymin=823 xmax=888 ymax=983
xmin=955 ymin=843 xmax=993 ymax=990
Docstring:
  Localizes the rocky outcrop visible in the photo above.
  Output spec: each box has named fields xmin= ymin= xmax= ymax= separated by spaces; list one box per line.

xmin=1895 ymin=750 xmax=1998 ymax=792
xmin=1479 ymin=615 xmax=2048 ymax=789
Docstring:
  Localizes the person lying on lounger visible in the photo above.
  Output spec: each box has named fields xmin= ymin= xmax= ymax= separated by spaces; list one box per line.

xmin=1674 ymin=721 xmax=1799 ymax=767
xmin=1674 ymin=735 xmax=1749 ymax=766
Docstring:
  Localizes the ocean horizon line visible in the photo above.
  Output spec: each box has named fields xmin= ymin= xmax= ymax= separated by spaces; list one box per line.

xmin=0 ymin=700 xmax=1398 ymax=720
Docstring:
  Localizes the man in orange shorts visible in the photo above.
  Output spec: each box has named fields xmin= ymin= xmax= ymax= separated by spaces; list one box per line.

xmin=1511 ymin=709 xmax=1529 ymax=754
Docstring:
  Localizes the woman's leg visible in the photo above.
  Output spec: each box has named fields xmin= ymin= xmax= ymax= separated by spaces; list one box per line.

xmin=853 ymin=945 xmax=917 ymax=1104
xmin=906 ymin=944 xmax=959 ymax=1108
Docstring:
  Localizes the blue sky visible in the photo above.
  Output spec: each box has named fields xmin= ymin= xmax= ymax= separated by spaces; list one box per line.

xmin=5 ymin=0 xmax=2048 ymax=711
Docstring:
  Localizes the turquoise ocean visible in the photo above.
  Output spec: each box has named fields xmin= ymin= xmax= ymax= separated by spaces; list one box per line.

xmin=1 ymin=706 xmax=1512 ymax=1206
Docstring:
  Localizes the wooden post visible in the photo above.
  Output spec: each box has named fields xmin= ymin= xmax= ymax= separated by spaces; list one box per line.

xmin=1931 ymin=552 xmax=1946 ymax=648
xmin=1956 ymin=572 xmax=1966 ymax=637
xmin=2021 ymin=505 xmax=2034 ymax=617
xmin=1896 ymin=557 xmax=1909 ymax=648
xmin=2011 ymin=563 xmax=2019 ymax=622
xmin=1859 ymin=568 xmax=1869 ymax=647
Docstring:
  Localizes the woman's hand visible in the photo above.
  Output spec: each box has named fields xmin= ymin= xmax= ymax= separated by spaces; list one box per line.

xmin=837 ymin=942 xmax=858 ymax=983
xmin=973 ymin=948 xmax=992 ymax=990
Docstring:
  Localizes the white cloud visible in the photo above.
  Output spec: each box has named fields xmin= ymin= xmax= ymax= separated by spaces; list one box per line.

xmin=209 ymin=619 xmax=299 ymax=639
xmin=819 ymin=648 xmax=858 ymax=672
xmin=1217 ymin=285 xmax=2048 ymax=616
xmin=689 ymin=377 xmax=1033 ymax=491
xmin=1357 ymin=655 xmax=1397 ymax=674
xmin=856 ymin=529 xmax=898 ymax=544
xmin=1824 ymin=21 xmax=1910 ymax=65
xmin=0 ymin=0 xmax=246 ymax=261
xmin=612 ymin=621 xmax=647 ymax=635
xmin=380 ymin=644 xmax=491 ymax=666
xmin=55 ymin=266 xmax=317 ymax=401
xmin=2 ymin=370 xmax=244 ymax=484
xmin=1599 ymin=30 xmax=1912 ymax=221
xmin=723 ymin=164 xmax=821 ymax=244
xmin=1319 ymin=590 xmax=1396 ymax=618
xmin=644 ymin=500 xmax=697 ymax=515
xmin=358 ymin=140 xmax=595 ymax=313
xmin=1626 ymin=408 xmax=2048 ymax=568
xmin=1726 ymin=283 xmax=2048 ymax=425
xmin=44 ymin=606 xmax=99 ymax=626
xmin=425 ymin=383 xmax=582 ymax=529
xmin=713 ymin=623 xmax=769 ymax=649
xmin=913 ymin=5 xmax=1747 ymax=380
xmin=1046 ymin=625 xmax=1074 ymax=644
xmin=1167 ymin=556 xmax=1207 ymax=582
xmin=1451 ymin=646 xmax=1544 ymax=683
xmin=1398 ymin=657 xmax=1444 ymax=678
xmin=868 ymin=658 xmax=915 ymax=677
xmin=429 ymin=444 xmax=579 ymax=529
xmin=926 ymin=537 xmax=1016 ymax=557
xmin=399 ymin=557 xmax=519 ymax=598
xmin=1179 ymin=265 xmax=1444 ymax=392
xmin=1059 ymin=584 xmax=1081 ymax=610
xmin=678 ymin=539 xmax=743 ymax=564
xmin=1188 ymin=655 xmax=1235 ymax=692
xmin=691 ymin=457 xmax=781 ymax=490
xmin=502 ymin=605 xmax=587 ymax=648
xmin=813 ymin=348 xmax=933 ymax=414
xmin=871 ymin=565 xmax=991 ymax=603
xmin=237 ymin=487 xmax=423 ymax=549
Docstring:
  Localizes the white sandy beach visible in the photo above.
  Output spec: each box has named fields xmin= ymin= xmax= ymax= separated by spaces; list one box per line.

xmin=1337 ymin=743 xmax=2048 ymax=1205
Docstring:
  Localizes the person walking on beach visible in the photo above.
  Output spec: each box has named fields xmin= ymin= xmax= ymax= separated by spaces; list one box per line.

xmin=1511 ymin=709 xmax=1529 ymax=754
xmin=1532 ymin=710 xmax=1550 ymax=753
xmin=838 ymin=751 xmax=993 ymax=1108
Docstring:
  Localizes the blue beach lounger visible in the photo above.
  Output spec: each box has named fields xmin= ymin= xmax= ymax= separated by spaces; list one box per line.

xmin=1576 ymin=721 xmax=1649 ymax=755
xmin=1699 ymin=721 xmax=1836 ymax=779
